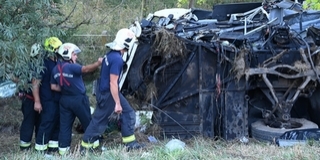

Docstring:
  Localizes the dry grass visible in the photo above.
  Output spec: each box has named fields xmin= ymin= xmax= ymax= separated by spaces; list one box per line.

xmin=231 ymin=48 xmax=247 ymax=81
xmin=2 ymin=133 xmax=320 ymax=160
xmin=294 ymin=61 xmax=310 ymax=73
xmin=1 ymin=97 xmax=320 ymax=159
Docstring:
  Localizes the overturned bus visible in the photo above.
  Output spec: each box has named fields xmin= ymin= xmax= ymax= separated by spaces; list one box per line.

xmin=118 ymin=0 xmax=320 ymax=142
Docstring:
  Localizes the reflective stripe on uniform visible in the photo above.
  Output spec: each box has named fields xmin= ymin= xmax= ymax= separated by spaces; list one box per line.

xmin=48 ymin=140 xmax=59 ymax=148
xmin=20 ymin=141 xmax=31 ymax=147
xmin=122 ymin=135 xmax=135 ymax=143
xmin=81 ymin=140 xmax=99 ymax=149
xmin=35 ymin=143 xmax=48 ymax=151
xmin=59 ymin=147 xmax=70 ymax=155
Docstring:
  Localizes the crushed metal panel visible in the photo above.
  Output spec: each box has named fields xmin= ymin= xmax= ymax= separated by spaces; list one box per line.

xmin=154 ymin=43 xmax=219 ymax=138
xmin=222 ymin=79 xmax=248 ymax=140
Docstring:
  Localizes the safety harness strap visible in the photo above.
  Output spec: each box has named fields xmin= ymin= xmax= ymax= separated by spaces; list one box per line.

xmin=25 ymin=94 xmax=34 ymax=101
xmin=57 ymin=63 xmax=70 ymax=87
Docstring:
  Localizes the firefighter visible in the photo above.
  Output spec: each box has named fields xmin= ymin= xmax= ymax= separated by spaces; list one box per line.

xmin=34 ymin=37 xmax=62 ymax=153
xmin=50 ymin=43 xmax=103 ymax=155
xmin=19 ymin=43 xmax=42 ymax=150
xmin=81 ymin=28 xmax=144 ymax=152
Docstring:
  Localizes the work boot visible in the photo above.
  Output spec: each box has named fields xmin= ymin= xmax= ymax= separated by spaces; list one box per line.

xmin=125 ymin=141 xmax=145 ymax=151
xmin=20 ymin=146 xmax=31 ymax=151
xmin=47 ymin=140 xmax=59 ymax=154
xmin=80 ymin=139 xmax=100 ymax=155
xmin=47 ymin=147 xmax=58 ymax=155
xmin=19 ymin=141 xmax=31 ymax=151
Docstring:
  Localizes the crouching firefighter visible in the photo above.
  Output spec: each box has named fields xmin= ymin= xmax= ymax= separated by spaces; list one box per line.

xmin=50 ymin=43 xmax=103 ymax=155
xmin=81 ymin=28 xmax=144 ymax=152
xmin=34 ymin=37 xmax=62 ymax=153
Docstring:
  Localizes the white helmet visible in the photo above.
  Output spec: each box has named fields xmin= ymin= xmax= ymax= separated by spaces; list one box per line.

xmin=57 ymin=43 xmax=81 ymax=60
xmin=106 ymin=28 xmax=136 ymax=50
xmin=30 ymin=43 xmax=41 ymax=57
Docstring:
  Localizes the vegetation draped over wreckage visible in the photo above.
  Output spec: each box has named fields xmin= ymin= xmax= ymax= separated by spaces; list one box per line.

xmin=153 ymin=29 xmax=187 ymax=59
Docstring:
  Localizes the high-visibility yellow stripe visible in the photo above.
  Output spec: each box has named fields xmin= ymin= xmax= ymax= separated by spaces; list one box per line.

xmin=59 ymin=147 xmax=70 ymax=155
xmin=122 ymin=135 xmax=136 ymax=143
xmin=35 ymin=143 xmax=48 ymax=151
xmin=81 ymin=140 xmax=99 ymax=149
xmin=20 ymin=141 xmax=31 ymax=147
xmin=48 ymin=140 xmax=58 ymax=148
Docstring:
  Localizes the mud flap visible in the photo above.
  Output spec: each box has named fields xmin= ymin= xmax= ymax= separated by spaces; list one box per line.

xmin=221 ymin=79 xmax=248 ymax=140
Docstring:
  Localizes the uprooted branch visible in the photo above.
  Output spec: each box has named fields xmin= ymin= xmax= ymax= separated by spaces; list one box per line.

xmin=59 ymin=17 xmax=92 ymax=29
xmin=56 ymin=2 xmax=78 ymax=26
xmin=53 ymin=2 xmax=92 ymax=30
xmin=245 ymin=64 xmax=320 ymax=80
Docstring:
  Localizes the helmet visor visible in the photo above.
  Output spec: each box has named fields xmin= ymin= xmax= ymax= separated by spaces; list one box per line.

xmin=74 ymin=48 xmax=81 ymax=54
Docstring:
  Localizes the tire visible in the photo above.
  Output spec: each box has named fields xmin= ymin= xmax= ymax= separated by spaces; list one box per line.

xmin=251 ymin=118 xmax=318 ymax=143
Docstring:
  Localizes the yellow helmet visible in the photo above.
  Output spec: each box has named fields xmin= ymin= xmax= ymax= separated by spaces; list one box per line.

xmin=44 ymin=37 xmax=62 ymax=52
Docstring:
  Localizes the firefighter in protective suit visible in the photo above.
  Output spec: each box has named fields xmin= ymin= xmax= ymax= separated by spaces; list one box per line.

xmin=81 ymin=28 xmax=144 ymax=152
xmin=19 ymin=43 xmax=42 ymax=150
xmin=50 ymin=43 xmax=103 ymax=155
xmin=34 ymin=37 xmax=62 ymax=153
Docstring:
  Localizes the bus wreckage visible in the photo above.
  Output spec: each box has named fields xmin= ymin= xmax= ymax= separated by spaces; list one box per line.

xmin=118 ymin=0 xmax=320 ymax=142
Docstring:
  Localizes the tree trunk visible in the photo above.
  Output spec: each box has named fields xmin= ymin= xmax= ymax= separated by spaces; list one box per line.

xmin=141 ymin=0 xmax=146 ymax=20
xmin=189 ymin=0 xmax=194 ymax=8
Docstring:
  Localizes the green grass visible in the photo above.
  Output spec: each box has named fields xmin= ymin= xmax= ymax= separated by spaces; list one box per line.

xmin=2 ymin=137 xmax=320 ymax=160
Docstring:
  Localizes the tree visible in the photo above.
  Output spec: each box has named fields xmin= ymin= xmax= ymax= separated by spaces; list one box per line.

xmin=141 ymin=0 xmax=147 ymax=19
xmin=304 ymin=0 xmax=320 ymax=10
xmin=189 ymin=0 xmax=195 ymax=8
xmin=178 ymin=0 xmax=206 ymax=7
xmin=0 ymin=0 xmax=88 ymax=89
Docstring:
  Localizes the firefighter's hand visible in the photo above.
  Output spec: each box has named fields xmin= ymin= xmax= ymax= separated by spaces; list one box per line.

xmin=34 ymin=101 xmax=42 ymax=113
xmin=108 ymin=112 xmax=120 ymax=123
xmin=114 ymin=103 xmax=122 ymax=114
xmin=97 ymin=57 xmax=103 ymax=64
xmin=17 ymin=92 xmax=24 ymax=100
